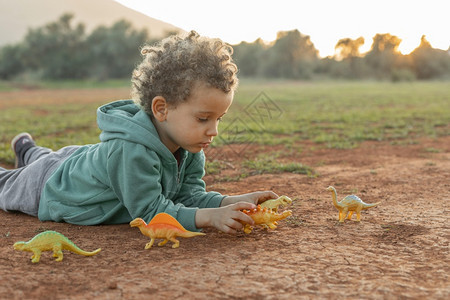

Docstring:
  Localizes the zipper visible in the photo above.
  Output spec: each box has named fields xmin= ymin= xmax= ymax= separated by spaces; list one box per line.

xmin=176 ymin=150 xmax=187 ymax=184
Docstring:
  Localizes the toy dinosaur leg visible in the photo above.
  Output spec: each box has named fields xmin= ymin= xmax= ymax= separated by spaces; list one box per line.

xmin=169 ymin=238 xmax=180 ymax=248
xmin=356 ymin=209 xmax=362 ymax=221
xmin=53 ymin=244 xmax=63 ymax=261
xmin=31 ymin=249 xmax=42 ymax=263
xmin=243 ymin=224 xmax=253 ymax=234
xmin=158 ymin=239 xmax=169 ymax=247
xmin=347 ymin=211 xmax=354 ymax=220
xmin=54 ymin=251 xmax=64 ymax=261
xmin=145 ymin=238 xmax=155 ymax=249
xmin=267 ymin=223 xmax=278 ymax=229
xmin=339 ymin=208 xmax=348 ymax=223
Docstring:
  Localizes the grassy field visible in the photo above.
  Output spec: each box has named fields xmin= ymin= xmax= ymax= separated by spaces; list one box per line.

xmin=226 ymin=79 xmax=449 ymax=148
xmin=0 ymin=80 xmax=449 ymax=168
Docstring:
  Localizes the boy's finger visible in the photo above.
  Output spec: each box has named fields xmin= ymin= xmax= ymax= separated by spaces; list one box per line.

xmin=242 ymin=213 xmax=255 ymax=226
xmin=269 ymin=191 xmax=279 ymax=198
xmin=222 ymin=225 xmax=237 ymax=234
xmin=257 ymin=191 xmax=279 ymax=203
xmin=263 ymin=191 xmax=279 ymax=200
xmin=226 ymin=219 xmax=244 ymax=230
xmin=233 ymin=202 xmax=256 ymax=211
xmin=233 ymin=211 xmax=255 ymax=226
xmin=232 ymin=202 xmax=256 ymax=225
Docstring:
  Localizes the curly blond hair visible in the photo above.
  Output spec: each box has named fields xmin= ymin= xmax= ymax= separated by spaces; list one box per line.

xmin=131 ymin=30 xmax=238 ymax=116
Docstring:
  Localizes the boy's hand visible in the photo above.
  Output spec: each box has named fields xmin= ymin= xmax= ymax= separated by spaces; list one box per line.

xmin=220 ymin=191 xmax=278 ymax=207
xmin=195 ymin=202 xmax=256 ymax=234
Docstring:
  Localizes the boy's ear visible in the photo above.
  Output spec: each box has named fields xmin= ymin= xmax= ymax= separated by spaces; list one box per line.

xmin=151 ymin=96 xmax=168 ymax=121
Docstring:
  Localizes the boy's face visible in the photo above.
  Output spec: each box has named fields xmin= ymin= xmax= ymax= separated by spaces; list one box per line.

xmin=156 ymin=82 xmax=233 ymax=153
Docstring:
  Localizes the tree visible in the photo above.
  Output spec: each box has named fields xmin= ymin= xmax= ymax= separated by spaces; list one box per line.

xmin=364 ymin=33 xmax=403 ymax=79
xmin=335 ymin=37 xmax=365 ymax=60
xmin=410 ymin=35 xmax=450 ymax=79
xmin=22 ymin=13 xmax=89 ymax=79
xmin=334 ymin=37 xmax=365 ymax=78
xmin=0 ymin=44 xmax=26 ymax=79
xmin=262 ymin=29 xmax=318 ymax=79
xmin=232 ymin=39 xmax=266 ymax=77
xmin=86 ymin=20 xmax=149 ymax=79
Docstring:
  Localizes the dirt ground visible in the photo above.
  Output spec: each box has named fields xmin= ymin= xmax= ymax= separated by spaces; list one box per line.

xmin=0 ymin=136 xmax=449 ymax=299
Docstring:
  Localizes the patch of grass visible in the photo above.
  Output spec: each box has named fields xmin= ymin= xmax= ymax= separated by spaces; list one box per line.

xmin=285 ymin=215 xmax=306 ymax=227
xmin=0 ymin=80 xmax=18 ymax=91
xmin=220 ymin=174 xmax=250 ymax=182
xmin=424 ymin=147 xmax=441 ymax=153
xmin=242 ymin=156 xmax=315 ymax=177
xmin=205 ymin=160 xmax=223 ymax=175
xmin=390 ymin=139 xmax=420 ymax=146
xmin=0 ymin=102 xmax=101 ymax=164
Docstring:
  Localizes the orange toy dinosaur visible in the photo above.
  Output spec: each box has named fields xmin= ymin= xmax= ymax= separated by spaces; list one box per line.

xmin=130 ymin=213 xmax=205 ymax=249
xmin=241 ymin=205 xmax=292 ymax=233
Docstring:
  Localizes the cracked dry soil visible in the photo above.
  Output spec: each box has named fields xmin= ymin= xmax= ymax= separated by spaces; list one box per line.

xmin=1 ymin=137 xmax=449 ymax=299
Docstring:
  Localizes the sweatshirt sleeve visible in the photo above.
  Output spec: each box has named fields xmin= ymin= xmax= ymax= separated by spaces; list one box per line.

xmin=174 ymin=151 xmax=225 ymax=208
xmin=106 ymin=141 xmax=199 ymax=231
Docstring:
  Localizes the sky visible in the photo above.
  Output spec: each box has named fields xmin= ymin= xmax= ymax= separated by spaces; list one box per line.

xmin=115 ymin=0 xmax=449 ymax=58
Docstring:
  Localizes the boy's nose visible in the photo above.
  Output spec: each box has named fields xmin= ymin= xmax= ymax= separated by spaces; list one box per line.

xmin=207 ymin=124 xmax=218 ymax=137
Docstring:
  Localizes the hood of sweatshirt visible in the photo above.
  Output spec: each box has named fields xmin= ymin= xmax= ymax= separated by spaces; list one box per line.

xmin=97 ymin=100 xmax=175 ymax=163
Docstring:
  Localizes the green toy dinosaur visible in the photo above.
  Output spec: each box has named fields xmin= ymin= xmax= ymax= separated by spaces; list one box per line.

xmin=260 ymin=195 xmax=293 ymax=212
xmin=13 ymin=230 xmax=101 ymax=263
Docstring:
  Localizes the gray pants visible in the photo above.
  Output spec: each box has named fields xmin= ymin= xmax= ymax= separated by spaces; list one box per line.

xmin=0 ymin=146 xmax=79 ymax=216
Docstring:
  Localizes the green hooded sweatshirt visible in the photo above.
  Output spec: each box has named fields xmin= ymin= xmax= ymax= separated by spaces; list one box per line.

xmin=38 ymin=100 xmax=225 ymax=231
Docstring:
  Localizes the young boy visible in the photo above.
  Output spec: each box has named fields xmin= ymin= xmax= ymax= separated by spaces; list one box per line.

xmin=0 ymin=31 xmax=277 ymax=234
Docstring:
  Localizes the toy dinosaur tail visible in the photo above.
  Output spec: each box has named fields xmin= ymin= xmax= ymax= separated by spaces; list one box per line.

xmin=77 ymin=248 xmax=102 ymax=256
xmin=179 ymin=231 xmax=206 ymax=238
xmin=64 ymin=243 xmax=101 ymax=256
xmin=362 ymin=202 xmax=380 ymax=209
xmin=278 ymin=210 xmax=292 ymax=220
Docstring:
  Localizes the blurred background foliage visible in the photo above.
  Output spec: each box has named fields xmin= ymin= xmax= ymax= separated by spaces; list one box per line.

xmin=0 ymin=13 xmax=449 ymax=82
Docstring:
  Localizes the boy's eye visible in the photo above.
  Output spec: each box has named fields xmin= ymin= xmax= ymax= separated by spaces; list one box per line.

xmin=197 ymin=116 xmax=224 ymax=122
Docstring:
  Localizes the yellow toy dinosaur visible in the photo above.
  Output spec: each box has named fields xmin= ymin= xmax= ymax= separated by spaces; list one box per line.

xmin=326 ymin=186 xmax=380 ymax=223
xmin=260 ymin=195 xmax=293 ymax=212
xmin=13 ymin=230 xmax=101 ymax=263
xmin=241 ymin=205 xmax=292 ymax=233
xmin=130 ymin=213 xmax=205 ymax=249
